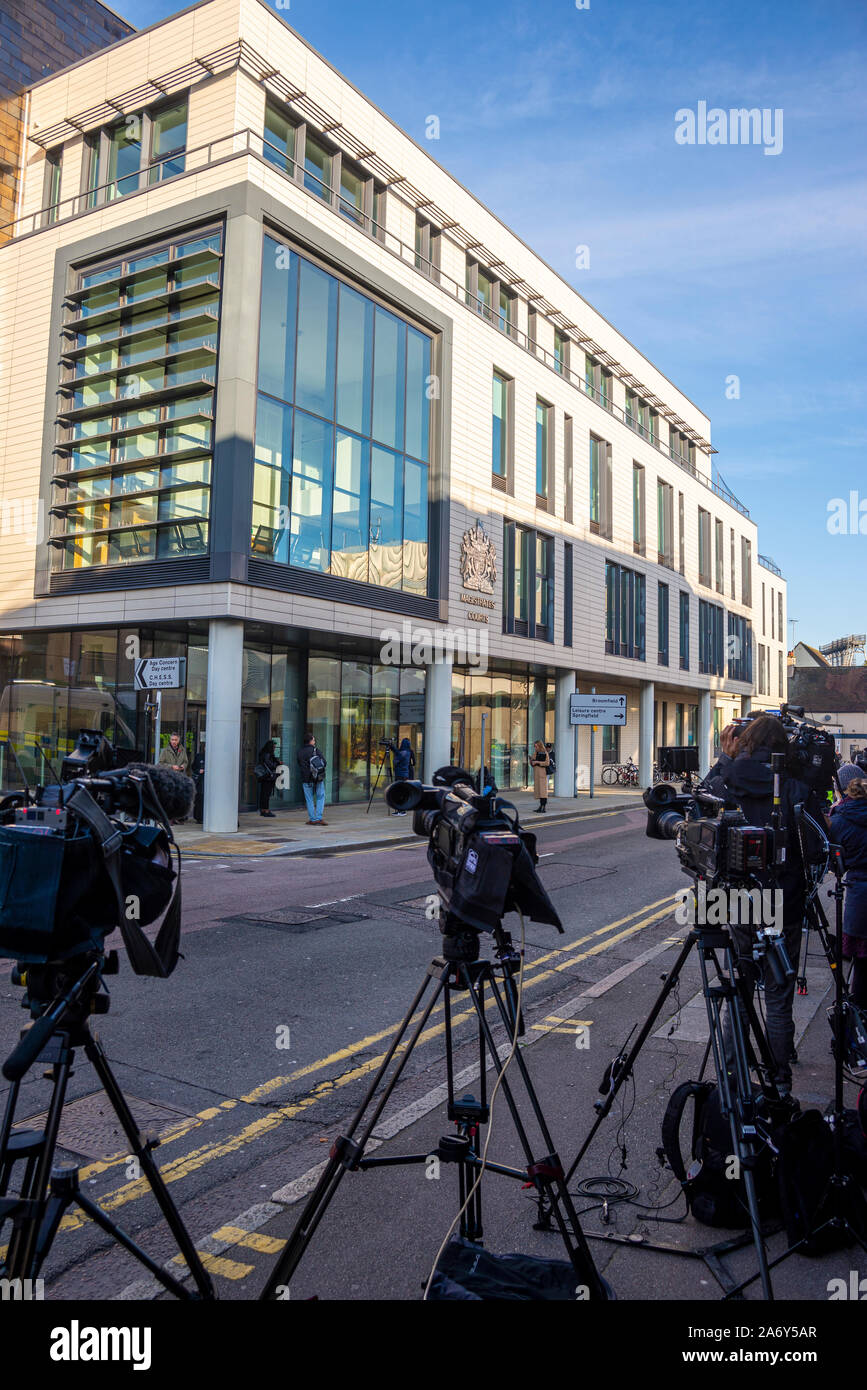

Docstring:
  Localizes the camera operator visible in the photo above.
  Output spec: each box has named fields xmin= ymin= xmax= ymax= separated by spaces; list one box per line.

xmin=830 ymin=765 xmax=867 ymax=1024
xmin=391 ymin=738 xmax=415 ymax=815
xmin=702 ymin=714 xmax=825 ymax=1096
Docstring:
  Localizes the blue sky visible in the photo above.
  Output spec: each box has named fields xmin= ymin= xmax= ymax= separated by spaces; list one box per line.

xmin=124 ymin=0 xmax=866 ymax=649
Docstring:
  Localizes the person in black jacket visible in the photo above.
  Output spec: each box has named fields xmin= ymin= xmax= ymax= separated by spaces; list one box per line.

xmin=830 ymin=767 xmax=867 ymax=1015
xmin=391 ymin=737 xmax=415 ymax=815
xmin=704 ymin=714 xmax=824 ymax=1095
xmin=256 ymin=739 xmax=279 ymax=817
xmin=297 ymin=733 xmax=327 ymax=825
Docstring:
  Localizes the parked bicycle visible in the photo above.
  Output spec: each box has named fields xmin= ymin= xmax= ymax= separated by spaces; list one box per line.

xmin=600 ymin=757 xmax=639 ymax=786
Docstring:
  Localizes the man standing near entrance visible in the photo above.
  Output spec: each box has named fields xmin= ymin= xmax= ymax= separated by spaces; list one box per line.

xmin=297 ymin=732 xmax=328 ymax=825
xmin=158 ymin=731 xmax=190 ymax=774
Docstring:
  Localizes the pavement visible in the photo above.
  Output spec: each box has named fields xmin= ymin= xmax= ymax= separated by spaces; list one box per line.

xmin=173 ymin=785 xmax=646 ymax=857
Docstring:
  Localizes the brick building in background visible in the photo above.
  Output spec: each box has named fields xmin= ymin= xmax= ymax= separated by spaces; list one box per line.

xmin=0 ymin=0 xmax=133 ymax=241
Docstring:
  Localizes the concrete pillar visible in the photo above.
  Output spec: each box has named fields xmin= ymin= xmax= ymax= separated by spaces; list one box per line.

xmin=203 ymin=617 xmax=244 ymax=832
xmin=554 ymin=669 xmax=575 ymax=798
xmin=698 ymin=690 xmax=714 ymax=777
xmin=424 ymin=653 xmax=453 ymax=780
xmin=741 ymin=695 xmax=752 ymax=716
xmin=639 ymin=681 xmax=655 ymax=786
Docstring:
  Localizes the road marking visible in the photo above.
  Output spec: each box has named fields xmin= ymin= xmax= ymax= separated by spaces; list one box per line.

xmin=43 ymin=890 xmax=682 ymax=1242
xmin=121 ymin=923 xmax=684 ymax=1297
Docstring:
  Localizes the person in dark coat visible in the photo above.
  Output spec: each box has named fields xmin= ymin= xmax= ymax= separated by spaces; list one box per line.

xmin=705 ymin=715 xmax=825 ymax=1095
xmin=830 ymin=767 xmax=867 ymax=1012
xmin=256 ymin=739 xmax=279 ymax=817
xmin=391 ymin=737 xmax=415 ymax=815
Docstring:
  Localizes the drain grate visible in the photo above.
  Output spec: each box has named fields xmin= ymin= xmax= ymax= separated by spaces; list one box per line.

xmin=16 ymin=1092 xmax=194 ymax=1161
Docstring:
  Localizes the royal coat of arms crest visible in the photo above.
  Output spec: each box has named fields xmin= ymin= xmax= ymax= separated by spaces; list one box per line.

xmin=459 ymin=519 xmax=497 ymax=595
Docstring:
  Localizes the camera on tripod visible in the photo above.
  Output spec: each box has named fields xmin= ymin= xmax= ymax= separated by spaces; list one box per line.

xmin=643 ymin=783 xmax=776 ymax=887
xmin=0 ymin=730 xmax=190 ymax=977
xmin=385 ymin=766 xmax=562 ymax=957
xmin=732 ymin=704 xmax=838 ymax=796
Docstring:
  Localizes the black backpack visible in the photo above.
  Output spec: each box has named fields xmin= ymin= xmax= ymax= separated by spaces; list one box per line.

xmin=308 ymin=752 xmax=327 ymax=782
xmin=661 ymin=1080 xmax=778 ymax=1228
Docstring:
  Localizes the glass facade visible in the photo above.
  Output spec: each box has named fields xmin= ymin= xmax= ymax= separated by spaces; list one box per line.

xmin=451 ymin=668 xmax=554 ymax=791
xmin=0 ymin=627 xmax=425 ymax=810
xmin=51 ymin=227 xmax=222 ymax=570
xmin=252 ymin=236 xmax=431 ymax=594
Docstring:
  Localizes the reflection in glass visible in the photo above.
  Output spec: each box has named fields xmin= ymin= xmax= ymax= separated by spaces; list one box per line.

xmin=336 ymin=285 xmax=373 ymax=436
xmin=372 ymin=307 xmax=405 ymax=451
xmin=331 ymin=432 xmax=369 ymax=581
xmin=402 ymin=458 xmax=427 ymax=595
xmin=290 ymin=411 xmax=332 ymax=571
xmin=295 ymin=259 xmax=337 ymax=418
xmin=259 ymin=237 xmax=297 ymax=402
xmin=369 ymin=446 xmax=401 ymax=589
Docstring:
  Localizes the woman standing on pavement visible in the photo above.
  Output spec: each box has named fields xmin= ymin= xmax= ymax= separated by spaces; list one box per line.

xmin=530 ymin=739 xmax=550 ymax=814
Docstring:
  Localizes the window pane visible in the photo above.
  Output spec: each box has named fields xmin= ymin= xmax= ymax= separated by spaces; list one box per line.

xmin=492 ymin=372 xmax=507 ymax=476
xmin=107 ymin=119 xmax=141 ymax=198
xmin=336 ymin=284 xmax=373 ymax=435
xmin=372 ymin=307 xmax=406 ymax=450
xmin=405 ymin=327 xmax=430 ymax=462
xmin=402 ymin=458 xmax=427 ymax=594
xmin=290 ymin=411 xmax=332 ymax=571
xmin=251 ymin=397 xmax=292 ymax=561
xmin=264 ymin=101 xmax=295 ymax=173
xmin=259 ymin=236 xmax=297 ymax=402
xmin=295 ymin=258 xmax=337 ymax=417
xmin=304 ymin=132 xmax=332 ymax=200
xmin=369 ymin=445 xmax=402 ymax=588
xmin=159 ymin=486 xmax=209 ymax=520
xmin=339 ymin=160 xmax=366 ymax=225
xmin=149 ymin=101 xmax=187 ymax=182
xmin=156 ymin=521 xmax=208 ymax=558
xmin=536 ymin=402 xmax=548 ymax=496
xmin=331 ymin=431 xmax=369 ymax=581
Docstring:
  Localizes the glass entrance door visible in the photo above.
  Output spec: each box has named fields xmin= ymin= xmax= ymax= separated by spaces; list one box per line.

xmin=240 ymin=707 xmax=260 ymax=810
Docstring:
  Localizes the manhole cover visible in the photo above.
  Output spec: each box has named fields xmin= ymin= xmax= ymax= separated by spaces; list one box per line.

xmin=17 ymin=1092 xmax=194 ymax=1161
xmin=221 ymin=909 xmax=369 ymax=934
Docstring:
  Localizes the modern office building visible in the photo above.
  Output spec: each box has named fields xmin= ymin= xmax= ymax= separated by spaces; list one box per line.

xmin=0 ymin=0 xmax=134 ymax=243
xmin=0 ymin=0 xmax=788 ymax=829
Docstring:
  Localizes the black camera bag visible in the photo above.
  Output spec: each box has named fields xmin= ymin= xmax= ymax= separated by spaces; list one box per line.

xmin=661 ymin=1080 xmax=777 ymax=1227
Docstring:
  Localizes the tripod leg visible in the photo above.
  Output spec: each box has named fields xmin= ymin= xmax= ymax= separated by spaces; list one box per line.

xmin=261 ymin=965 xmax=448 ymax=1299
xmin=697 ymin=945 xmax=774 ymax=1301
xmin=464 ymin=967 xmax=607 ymax=1298
xmin=4 ymin=1044 xmax=74 ymax=1280
xmin=84 ymin=1031 xmax=215 ymax=1300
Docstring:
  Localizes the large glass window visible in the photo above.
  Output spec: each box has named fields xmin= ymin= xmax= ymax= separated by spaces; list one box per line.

xmin=87 ymin=100 xmax=189 ymax=205
xmin=504 ymin=523 xmax=552 ymax=642
xmin=605 ymin=562 xmax=646 ymax=660
xmin=699 ymin=600 xmax=725 ymax=675
xmin=253 ymin=237 xmax=433 ymax=594
xmin=264 ymin=100 xmax=297 ymax=174
xmin=51 ymin=228 xmax=221 ymax=571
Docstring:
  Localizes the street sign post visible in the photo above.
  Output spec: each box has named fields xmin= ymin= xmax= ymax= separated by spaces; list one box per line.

xmin=569 ymin=693 xmax=626 ymax=726
xmin=134 ymin=658 xmax=185 ymax=691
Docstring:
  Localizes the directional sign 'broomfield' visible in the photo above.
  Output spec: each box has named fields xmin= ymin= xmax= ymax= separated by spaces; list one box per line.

xmin=134 ymin=658 xmax=184 ymax=691
xmin=569 ymin=693 xmax=627 ymax=726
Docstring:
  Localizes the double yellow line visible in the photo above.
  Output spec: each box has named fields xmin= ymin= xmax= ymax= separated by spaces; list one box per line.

xmin=40 ymin=888 xmax=681 ymax=1235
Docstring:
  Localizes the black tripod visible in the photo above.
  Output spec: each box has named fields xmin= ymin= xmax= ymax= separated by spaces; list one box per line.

xmin=261 ymin=924 xmax=608 ymax=1299
xmin=0 ymin=952 xmax=214 ymax=1299
xmin=366 ymin=743 xmax=394 ymax=815
xmin=551 ymin=915 xmax=792 ymax=1300
xmin=725 ymin=845 xmax=867 ymax=1296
